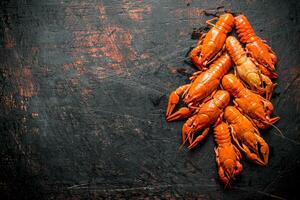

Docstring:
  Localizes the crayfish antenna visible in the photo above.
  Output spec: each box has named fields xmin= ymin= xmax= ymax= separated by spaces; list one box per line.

xmin=225 ymin=181 xmax=232 ymax=189
xmin=262 ymin=121 xmax=284 ymax=138
xmin=263 ymin=122 xmax=300 ymax=146
xmin=269 ymin=123 xmax=284 ymax=138
xmin=224 ymin=174 xmax=232 ymax=189
xmin=177 ymin=136 xmax=189 ymax=152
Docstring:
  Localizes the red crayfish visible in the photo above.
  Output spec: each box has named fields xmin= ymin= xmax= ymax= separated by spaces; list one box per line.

xmin=214 ymin=122 xmax=243 ymax=186
xmin=225 ymin=36 xmax=276 ymax=100
xmin=222 ymin=74 xmax=279 ymax=129
xmin=224 ymin=106 xmax=269 ymax=166
xmin=182 ymin=90 xmax=230 ymax=149
xmin=166 ymin=53 xmax=232 ymax=121
xmin=190 ymin=13 xmax=234 ymax=70
xmin=235 ymin=15 xmax=278 ymax=78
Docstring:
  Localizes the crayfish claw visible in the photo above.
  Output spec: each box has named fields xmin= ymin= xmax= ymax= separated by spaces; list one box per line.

xmin=166 ymin=107 xmax=193 ymax=122
xmin=218 ymin=166 xmax=230 ymax=186
xmin=190 ymin=45 xmax=205 ymax=70
xmin=242 ymin=144 xmax=265 ymax=166
xmin=217 ymin=158 xmax=243 ymax=187
xmin=188 ymin=127 xmax=210 ymax=150
xmin=241 ymin=135 xmax=269 ymax=166
xmin=256 ymin=134 xmax=269 ymax=165
xmin=166 ymin=84 xmax=191 ymax=119
xmin=166 ymin=91 xmax=179 ymax=118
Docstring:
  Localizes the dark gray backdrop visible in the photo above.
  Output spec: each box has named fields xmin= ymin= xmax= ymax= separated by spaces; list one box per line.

xmin=0 ymin=0 xmax=300 ymax=199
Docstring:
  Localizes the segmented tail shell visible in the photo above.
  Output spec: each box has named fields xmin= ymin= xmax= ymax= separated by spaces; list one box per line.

xmin=235 ymin=15 xmax=257 ymax=43
xmin=225 ymin=36 xmax=246 ymax=65
xmin=213 ymin=90 xmax=230 ymax=109
xmin=208 ymin=52 xmax=233 ymax=78
xmin=216 ymin=13 xmax=235 ymax=33
xmin=214 ymin=122 xmax=231 ymax=146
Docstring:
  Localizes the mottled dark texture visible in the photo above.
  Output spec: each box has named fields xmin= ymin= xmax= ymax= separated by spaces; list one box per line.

xmin=0 ymin=0 xmax=300 ymax=199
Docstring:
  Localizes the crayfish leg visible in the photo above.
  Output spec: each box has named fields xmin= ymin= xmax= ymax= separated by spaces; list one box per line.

xmin=229 ymin=126 xmax=244 ymax=152
xmin=247 ymin=49 xmax=278 ymax=79
xmin=269 ymin=116 xmax=280 ymax=124
xmin=200 ymin=90 xmax=217 ymax=105
xmin=206 ymin=17 xmax=218 ymax=27
xmin=182 ymin=115 xmax=196 ymax=144
xmin=197 ymin=33 xmax=206 ymax=46
xmin=233 ymin=145 xmax=242 ymax=159
xmin=205 ymin=44 xmax=226 ymax=66
xmin=189 ymin=71 xmax=203 ymax=81
xmin=258 ymin=96 xmax=274 ymax=116
xmin=264 ymin=42 xmax=278 ymax=64
xmin=258 ymin=63 xmax=278 ymax=79
xmin=261 ymin=74 xmax=277 ymax=100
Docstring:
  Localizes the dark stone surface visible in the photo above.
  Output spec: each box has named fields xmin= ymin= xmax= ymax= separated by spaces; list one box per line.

xmin=0 ymin=0 xmax=300 ymax=199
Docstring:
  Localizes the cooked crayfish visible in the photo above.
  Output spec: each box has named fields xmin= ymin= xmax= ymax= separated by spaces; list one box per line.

xmin=214 ymin=122 xmax=243 ymax=186
xmin=224 ymin=106 xmax=269 ymax=166
xmin=225 ymin=36 xmax=276 ymax=100
xmin=182 ymin=90 xmax=230 ymax=149
xmin=235 ymin=15 xmax=278 ymax=79
xmin=222 ymin=74 xmax=280 ymax=129
xmin=166 ymin=53 xmax=232 ymax=121
xmin=190 ymin=13 xmax=234 ymax=70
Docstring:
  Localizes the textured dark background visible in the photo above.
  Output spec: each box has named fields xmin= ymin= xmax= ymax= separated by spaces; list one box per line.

xmin=0 ymin=0 xmax=300 ymax=199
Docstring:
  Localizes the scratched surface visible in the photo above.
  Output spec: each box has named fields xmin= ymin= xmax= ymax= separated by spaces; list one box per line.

xmin=0 ymin=0 xmax=300 ymax=199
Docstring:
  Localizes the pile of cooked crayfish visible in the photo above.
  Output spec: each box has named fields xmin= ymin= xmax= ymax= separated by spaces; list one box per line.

xmin=166 ymin=13 xmax=280 ymax=187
